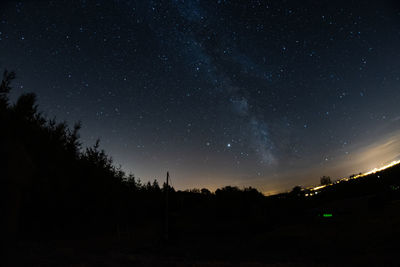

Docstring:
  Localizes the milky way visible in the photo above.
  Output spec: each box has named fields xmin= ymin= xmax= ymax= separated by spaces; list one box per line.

xmin=1 ymin=0 xmax=400 ymax=193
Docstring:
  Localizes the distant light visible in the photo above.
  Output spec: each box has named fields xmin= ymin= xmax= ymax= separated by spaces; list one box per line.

xmin=227 ymin=143 xmax=231 ymax=148
xmin=332 ymin=160 xmax=400 ymax=184
xmin=323 ymin=213 xmax=333 ymax=218
xmin=312 ymin=185 xmax=327 ymax=191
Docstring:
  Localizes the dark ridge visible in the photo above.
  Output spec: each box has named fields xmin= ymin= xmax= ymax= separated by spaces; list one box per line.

xmin=1 ymin=71 xmax=400 ymax=266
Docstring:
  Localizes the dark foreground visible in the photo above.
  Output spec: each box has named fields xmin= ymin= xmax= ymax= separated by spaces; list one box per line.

xmin=1 ymin=72 xmax=400 ymax=266
xmin=7 ymin=185 xmax=400 ymax=266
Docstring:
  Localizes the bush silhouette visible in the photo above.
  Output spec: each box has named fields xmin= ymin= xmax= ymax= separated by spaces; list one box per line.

xmin=320 ymin=176 xmax=332 ymax=185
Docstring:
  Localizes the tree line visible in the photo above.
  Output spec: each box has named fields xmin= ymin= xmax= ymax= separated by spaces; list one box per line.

xmin=2 ymin=69 xmax=398 ymax=248
xmin=0 ymin=70 xmax=269 ymax=241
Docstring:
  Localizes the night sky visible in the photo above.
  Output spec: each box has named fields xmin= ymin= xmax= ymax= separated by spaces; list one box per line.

xmin=1 ymin=0 xmax=400 ymax=194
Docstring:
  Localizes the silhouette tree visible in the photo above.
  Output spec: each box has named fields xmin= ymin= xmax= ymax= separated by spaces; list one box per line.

xmin=290 ymin=186 xmax=303 ymax=197
xmin=0 ymin=70 xmax=15 ymax=110
xmin=201 ymin=188 xmax=211 ymax=195
xmin=320 ymin=176 xmax=332 ymax=185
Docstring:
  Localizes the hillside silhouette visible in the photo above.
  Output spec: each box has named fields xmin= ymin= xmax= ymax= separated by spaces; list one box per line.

xmin=1 ymin=70 xmax=400 ymax=265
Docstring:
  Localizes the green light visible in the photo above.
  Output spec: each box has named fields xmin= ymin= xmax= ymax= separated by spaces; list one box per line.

xmin=323 ymin=213 xmax=333 ymax=217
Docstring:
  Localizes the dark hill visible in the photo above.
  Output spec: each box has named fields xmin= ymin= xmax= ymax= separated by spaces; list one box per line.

xmin=1 ymin=70 xmax=400 ymax=266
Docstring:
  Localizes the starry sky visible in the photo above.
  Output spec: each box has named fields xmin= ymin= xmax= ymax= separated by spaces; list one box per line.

xmin=1 ymin=0 xmax=400 ymax=194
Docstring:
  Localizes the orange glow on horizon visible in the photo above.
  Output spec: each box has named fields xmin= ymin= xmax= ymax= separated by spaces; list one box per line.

xmin=307 ymin=159 xmax=400 ymax=192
